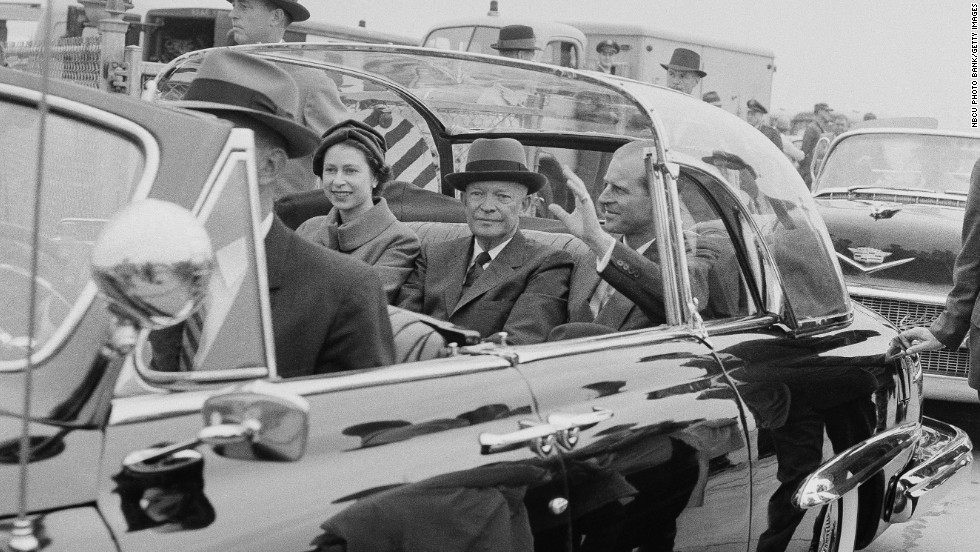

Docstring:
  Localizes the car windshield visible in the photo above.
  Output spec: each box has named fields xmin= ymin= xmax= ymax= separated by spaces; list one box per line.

xmin=0 ymin=99 xmax=145 ymax=366
xmin=813 ymin=133 xmax=980 ymax=196
xmin=621 ymin=80 xmax=850 ymax=324
xmin=176 ymin=44 xmax=651 ymax=138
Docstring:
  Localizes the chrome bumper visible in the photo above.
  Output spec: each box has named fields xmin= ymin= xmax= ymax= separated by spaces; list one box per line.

xmin=887 ymin=416 xmax=973 ymax=523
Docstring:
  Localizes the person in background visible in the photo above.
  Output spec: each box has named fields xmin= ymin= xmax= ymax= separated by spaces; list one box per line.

xmin=661 ymin=47 xmax=706 ymax=95
xmin=296 ymin=120 xmax=420 ymax=303
xmin=772 ymin=113 xmax=804 ymax=168
xmin=702 ymin=91 xmax=722 ymax=108
xmin=490 ymin=24 xmax=540 ymax=61
xmin=832 ymin=113 xmax=851 ymax=137
xmin=745 ymin=99 xmax=782 ymax=149
xmin=594 ymin=39 xmax=621 ymax=74
xmin=397 ymin=138 xmax=573 ymax=345
xmin=863 ymin=112 xmax=877 ymax=121
xmin=800 ymin=102 xmax=835 ymax=187
xmin=155 ymin=49 xmax=394 ymax=377
xmin=228 ymin=0 xmax=347 ymax=198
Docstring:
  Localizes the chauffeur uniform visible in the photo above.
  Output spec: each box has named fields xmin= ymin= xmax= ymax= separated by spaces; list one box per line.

xmin=397 ymin=231 xmax=573 ymax=345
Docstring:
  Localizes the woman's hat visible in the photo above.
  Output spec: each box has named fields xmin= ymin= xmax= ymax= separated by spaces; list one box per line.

xmin=660 ymin=47 xmax=706 ymax=78
xmin=312 ymin=119 xmax=388 ymax=178
xmin=166 ymin=49 xmax=318 ymax=158
xmin=596 ymin=39 xmax=620 ymax=54
xmin=445 ymin=138 xmax=546 ymax=193
xmin=490 ymin=25 xmax=541 ymax=51
xmin=225 ymin=0 xmax=310 ymax=22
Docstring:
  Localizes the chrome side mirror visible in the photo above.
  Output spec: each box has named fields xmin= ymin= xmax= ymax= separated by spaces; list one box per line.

xmin=202 ymin=381 xmax=310 ymax=462
xmin=91 ymin=199 xmax=214 ymax=332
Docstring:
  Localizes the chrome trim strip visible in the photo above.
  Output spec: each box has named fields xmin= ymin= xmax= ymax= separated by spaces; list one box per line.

xmin=0 ymin=83 xmax=161 ymax=372
xmin=793 ymin=422 xmax=920 ymax=509
xmin=847 ymin=286 xmax=948 ymax=306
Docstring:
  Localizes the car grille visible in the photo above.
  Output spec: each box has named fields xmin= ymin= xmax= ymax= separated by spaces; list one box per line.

xmin=851 ymin=295 xmax=971 ymax=378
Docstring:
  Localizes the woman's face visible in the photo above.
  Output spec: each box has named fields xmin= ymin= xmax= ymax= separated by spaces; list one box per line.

xmin=321 ymin=143 xmax=378 ymax=219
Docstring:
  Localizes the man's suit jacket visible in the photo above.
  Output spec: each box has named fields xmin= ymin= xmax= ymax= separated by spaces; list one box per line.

xmin=932 ymin=158 xmax=980 ymax=390
xmin=756 ymin=124 xmax=783 ymax=150
xmin=397 ymin=231 xmax=573 ymax=345
xmin=278 ymin=64 xmax=348 ymax=198
xmin=568 ymin=241 xmax=714 ymax=331
xmin=149 ymin=217 xmax=395 ymax=377
xmin=265 ymin=216 xmax=394 ymax=377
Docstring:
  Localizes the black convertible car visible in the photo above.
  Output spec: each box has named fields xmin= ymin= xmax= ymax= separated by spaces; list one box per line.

xmin=0 ymin=44 xmax=971 ymax=552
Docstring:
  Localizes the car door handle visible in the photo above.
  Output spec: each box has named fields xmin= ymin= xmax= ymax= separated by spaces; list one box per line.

xmin=479 ymin=422 xmax=560 ymax=457
xmin=546 ymin=407 xmax=614 ymax=430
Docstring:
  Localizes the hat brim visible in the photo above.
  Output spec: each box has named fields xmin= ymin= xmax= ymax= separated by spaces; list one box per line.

xmin=660 ymin=63 xmax=707 ymax=78
xmin=490 ymin=39 xmax=542 ymax=51
xmin=227 ymin=0 xmax=309 ymax=22
xmin=445 ymin=170 xmax=546 ymax=194
xmin=167 ymin=100 xmax=318 ymax=158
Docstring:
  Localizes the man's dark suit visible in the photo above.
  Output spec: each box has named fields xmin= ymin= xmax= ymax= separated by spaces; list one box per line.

xmin=150 ymin=217 xmax=394 ymax=378
xmin=756 ymin=123 xmax=783 ymax=150
xmin=397 ymin=231 xmax=573 ymax=345
xmin=564 ymin=241 xmax=715 ymax=335
xmin=265 ymin=217 xmax=394 ymax=377
xmin=931 ymin=158 xmax=980 ymax=391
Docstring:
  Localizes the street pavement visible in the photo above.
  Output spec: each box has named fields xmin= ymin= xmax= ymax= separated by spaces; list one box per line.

xmin=864 ymin=449 xmax=980 ymax=551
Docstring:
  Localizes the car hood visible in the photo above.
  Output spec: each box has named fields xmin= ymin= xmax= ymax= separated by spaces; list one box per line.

xmin=816 ymin=197 xmax=963 ymax=296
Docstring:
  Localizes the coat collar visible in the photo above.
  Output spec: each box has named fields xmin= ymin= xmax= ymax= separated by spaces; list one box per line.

xmin=321 ymin=197 xmax=398 ymax=252
xmin=264 ymin=215 xmax=294 ymax=291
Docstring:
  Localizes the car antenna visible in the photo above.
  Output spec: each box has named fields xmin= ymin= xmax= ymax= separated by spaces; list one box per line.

xmin=9 ymin=1 xmax=57 ymax=550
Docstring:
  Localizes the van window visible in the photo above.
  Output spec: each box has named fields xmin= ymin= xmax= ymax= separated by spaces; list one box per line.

xmin=423 ymin=27 xmax=476 ymax=51
xmin=544 ymin=41 xmax=579 ymax=68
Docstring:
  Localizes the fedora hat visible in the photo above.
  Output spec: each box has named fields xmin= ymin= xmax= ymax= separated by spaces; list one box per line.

xmin=814 ymin=102 xmax=833 ymax=113
xmin=445 ymin=138 xmax=546 ymax=193
xmin=312 ymin=119 xmax=388 ymax=179
xmin=225 ymin=0 xmax=310 ymax=22
xmin=490 ymin=25 xmax=541 ymax=51
xmin=660 ymin=47 xmax=706 ymax=78
xmin=702 ymin=90 xmax=721 ymax=105
xmin=168 ymin=49 xmax=318 ymax=158
xmin=746 ymin=99 xmax=768 ymax=114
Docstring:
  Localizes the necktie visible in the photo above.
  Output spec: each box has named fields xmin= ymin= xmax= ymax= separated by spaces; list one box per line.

xmin=179 ymin=305 xmax=207 ymax=371
xmin=463 ymin=251 xmax=492 ymax=290
xmin=589 ymin=279 xmax=616 ymax=318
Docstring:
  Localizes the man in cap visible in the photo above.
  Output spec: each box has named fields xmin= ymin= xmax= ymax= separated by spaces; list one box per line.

xmin=547 ymin=141 xmax=715 ymax=338
xmin=800 ymin=102 xmax=835 ymax=187
xmin=595 ymin=39 xmax=620 ymax=74
xmin=228 ymin=0 xmax=347 ymax=198
xmin=661 ymin=47 xmax=706 ymax=95
xmin=397 ymin=138 xmax=573 ymax=345
xmin=702 ymin=91 xmax=722 ymax=108
xmin=490 ymin=24 xmax=541 ymax=61
xmin=746 ymin=99 xmax=783 ymax=149
xmin=153 ymin=49 xmax=394 ymax=377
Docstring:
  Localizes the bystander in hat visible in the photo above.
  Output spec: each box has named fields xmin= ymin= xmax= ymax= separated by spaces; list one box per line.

xmin=702 ymin=91 xmax=722 ymax=107
xmin=747 ymin=98 xmax=768 ymax=114
xmin=225 ymin=0 xmax=310 ymax=22
xmin=660 ymin=48 xmax=707 ymax=77
xmin=490 ymin=25 xmax=541 ymax=51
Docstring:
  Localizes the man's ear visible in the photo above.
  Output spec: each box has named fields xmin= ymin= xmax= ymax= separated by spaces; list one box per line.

xmin=256 ymin=146 xmax=288 ymax=185
xmin=521 ymin=193 xmax=533 ymax=211
xmin=270 ymin=7 xmax=287 ymax=28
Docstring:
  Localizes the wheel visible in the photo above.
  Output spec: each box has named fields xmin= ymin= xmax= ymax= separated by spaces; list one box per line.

xmin=811 ymin=490 xmax=858 ymax=552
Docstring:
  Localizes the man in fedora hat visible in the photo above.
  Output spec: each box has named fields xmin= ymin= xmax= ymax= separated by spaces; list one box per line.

xmin=661 ymin=47 xmax=706 ymax=95
xmin=397 ymin=138 xmax=573 ymax=345
xmin=746 ymin=99 xmax=783 ymax=149
xmin=799 ymin=102 xmax=835 ymax=187
xmin=153 ymin=49 xmax=394 ymax=377
xmin=595 ymin=39 xmax=620 ymax=74
xmin=491 ymin=24 xmax=541 ymax=61
xmin=228 ymin=0 xmax=347 ymax=198
xmin=547 ymin=140 xmax=715 ymax=339
xmin=702 ymin=91 xmax=722 ymax=108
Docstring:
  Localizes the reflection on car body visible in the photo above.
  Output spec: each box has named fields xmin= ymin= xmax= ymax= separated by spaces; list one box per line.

xmin=813 ymin=128 xmax=980 ymax=402
xmin=0 ymin=43 xmax=972 ymax=552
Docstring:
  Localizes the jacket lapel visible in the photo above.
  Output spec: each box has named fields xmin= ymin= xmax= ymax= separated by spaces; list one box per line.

xmin=264 ymin=216 xmax=293 ymax=293
xmin=440 ymin=237 xmax=471 ymax=315
xmin=452 ymin=231 xmax=525 ymax=315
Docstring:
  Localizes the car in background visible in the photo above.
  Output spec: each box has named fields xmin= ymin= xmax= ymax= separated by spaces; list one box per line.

xmin=0 ymin=43 xmax=971 ymax=552
xmin=812 ymin=127 xmax=980 ymax=401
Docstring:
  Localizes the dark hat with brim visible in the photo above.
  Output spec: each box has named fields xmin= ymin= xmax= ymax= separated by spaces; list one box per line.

xmin=491 ymin=24 xmax=542 ymax=51
xmin=702 ymin=91 xmax=721 ymax=104
xmin=445 ymin=138 xmax=546 ymax=193
xmin=312 ymin=119 xmax=388 ymax=178
xmin=660 ymin=47 xmax=706 ymax=78
xmin=596 ymin=39 xmax=620 ymax=54
xmin=814 ymin=102 xmax=833 ymax=113
xmin=746 ymin=99 xmax=768 ymax=114
xmin=166 ymin=50 xmax=318 ymax=159
xmin=226 ymin=0 xmax=310 ymax=22
xmin=702 ymin=150 xmax=756 ymax=178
